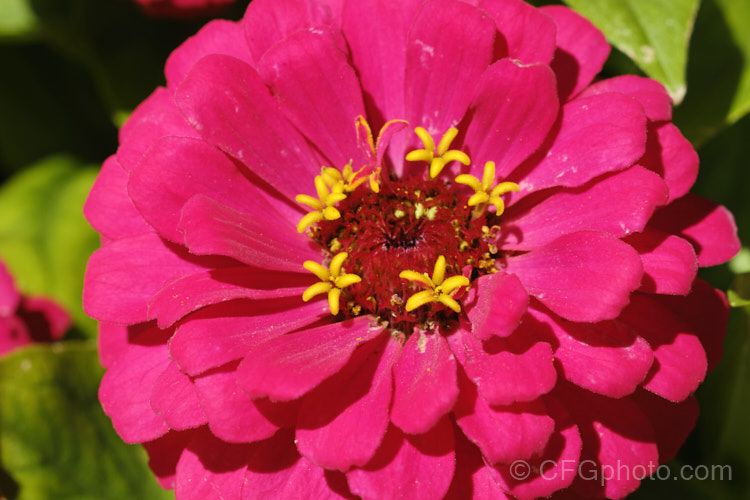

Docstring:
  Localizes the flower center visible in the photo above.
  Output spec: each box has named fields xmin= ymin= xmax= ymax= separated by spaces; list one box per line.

xmin=296 ymin=119 xmax=518 ymax=334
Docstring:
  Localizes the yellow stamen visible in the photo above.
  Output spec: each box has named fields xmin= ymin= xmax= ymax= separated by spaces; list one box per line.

xmin=368 ymin=118 xmax=408 ymax=192
xmin=356 ymin=115 xmax=376 ymax=154
xmin=406 ymin=127 xmax=471 ymax=178
xmin=296 ymin=211 xmax=325 ymax=233
xmin=296 ymin=174 xmax=348 ymax=233
xmin=399 ymin=255 xmax=470 ymax=313
xmin=368 ymin=168 xmax=381 ymax=193
xmin=302 ymin=252 xmax=362 ymax=315
xmin=321 ymin=162 xmax=370 ymax=194
xmin=455 ymin=161 xmax=519 ymax=217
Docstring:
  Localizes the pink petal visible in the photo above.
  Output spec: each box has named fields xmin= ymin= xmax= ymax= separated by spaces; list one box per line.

xmin=128 ymin=136 xmax=294 ymax=244
xmin=117 ymin=87 xmax=198 ymax=173
xmin=512 ymin=93 xmax=647 ymax=195
xmin=170 ymin=298 xmax=325 ymax=376
xmin=0 ymin=317 xmax=30 ymax=355
xmin=243 ymin=0 xmax=333 ymax=66
xmin=487 ymin=399 xmax=582 ymax=499
xmin=192 ymin=362 xmax=290 ymax=443
xmin=242 ymin=430 xmax=348 ymax=499
xmin=236 ymin=317 xmax=384 ymax=401
xmin=98 ymin=322 xmax=133 ymax=369
xmin=656 ymin=279 xmax=728 ymax=372
xmin=84 ymin=156 xmax=152 ymax=240
xmin=259 ymin=27 xmax=366 ymax=169
xmin=84 ymin=232 xmax=219 ymax=325
xmin=390 ymin=331 xmax=458 ymax=435
xmin=462 ymin=59 xmax=559 ymax=179
xmin=454 ymin=370 xmax=555 ymax=464
xmin=464 ymin=272 xmax=528 ymax=340
xmin=136 ymin=0 xmax=235 ymax=19
xmin=0 ymin=263 xmax=18 ymax=314
xmin=98 ymin=327 xmax=171 ymax=443
xmin=558 ymin=385 xmax=659 ymax=499
xmin=20 ymin=296 xmax=70 ymax=342
xmin=297 ymin=335 xmax=399 ymax=471
xmin=150 ymin=361 xmax=206 ymax=430
xmin=624 ymin=228 xmax=698 ymax=295
xmin=347 ymin=419 xmax=455 ymax=500
xmin=530 ymin=306 xmax=654 ymax=399
xmin=446 ymin=429 xmax=513 ymax=500
xmin=650 ymin=194 xmax=741 ymax=267
xmin=504 ymin=166 xmax=668 ymax=250
xmin=450 ymin=322 xmax=556 ymax=406
xmin=620 ymin=295 xmax=707 ymax=402
xmin=479 ymin=0 xmax=557 ymax=65
xmin=143 ymin=430 xmax=196 ymax=490
xmin=165 ymin=19 xmax=252 ymax=89
xmin=505 ymin=231 xmax=643 ymax=322
xmin=148 ymin=266 xmax=309 ymax=328
xmin=175 ymin=428 xmax=251 ymax=500
xmin=174 ymin=54 xmax=321 ymax=201
xmin=579 ymin=75 xmax=673 ymax=122
xmin=631 ymin=389 xmax=699 ymax=463
xmin=318 ymin=0 xmax=344 ymax=23
xmin=540 ymin=5 xmax=610 ymax=101
xmin=404 ymin=0 xmax=495 ymax=148
xmin=179 ymin=195 xmax=316 ymax=272
xmin=640 ymin=122 xmax=699 ymax=202
xmin=342 ymin=0 xmax=423 ymax=172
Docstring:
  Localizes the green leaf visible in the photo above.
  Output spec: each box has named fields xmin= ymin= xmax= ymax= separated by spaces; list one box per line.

xmin=24 ymin=0 xmax=223 ymax=119
xmin=0 ymin=156 xmax=100 ymax=337
xmin=693 ymin=308 xmax=750 ymax=498
xmin=563 ymin=0 xmax=699 ymax=103
xmin=729 ymin=273 xmax=750 ymax=308
xmin=0 ymin=0 xmax=38 ymax=38
xmin=0 ymin=43 xmax=117 ymax=175
xmin=674 ymin=0 xmax=750 ymax=147
xmin=715 ymin=0 xmax=750 ymax=125
xmin=0 ymin=342 xmax=173 ymax=500
xmin=729 ymin=248 xmax=750 ymax=275
xmin=728 ymin=289 xmax=750 ymax=308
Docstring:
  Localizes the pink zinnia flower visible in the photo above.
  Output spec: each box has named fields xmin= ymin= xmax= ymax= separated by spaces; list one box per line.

xmin=134 ymin=0 xmax=236 ymax=19
xmin=84 ymin=0 xmax=741 ymax=498
xmin=0 ymin=262 xmax=70 ymax=356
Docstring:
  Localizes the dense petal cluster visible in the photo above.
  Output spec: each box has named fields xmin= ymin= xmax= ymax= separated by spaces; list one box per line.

xmin=84 ymin=0 xmax=740 ymax=498
xmin=133 ymin=0 xmax=235 ymax=19
xmin=0 ymin=262 xmax=69 ymax=356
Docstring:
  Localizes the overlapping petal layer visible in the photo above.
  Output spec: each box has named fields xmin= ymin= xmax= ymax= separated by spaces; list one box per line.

xmin=83 ymin=0 xmax=740 ymax=498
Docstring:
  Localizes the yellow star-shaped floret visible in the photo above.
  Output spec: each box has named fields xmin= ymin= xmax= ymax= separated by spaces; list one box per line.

xmin=406 ymin=127 xmax=471 ymax=178
xmin=320 ymin=162 xmax=371 ymax=194
xmin=295 ymin=175 xmax=348 ymax=233
xmin=399 ymin=255 xmax=470 ymax=313
xmin=455 ymin=161 xmax=519 ymax=217
xmin=302 ymin=252 xmax=362 ymax=315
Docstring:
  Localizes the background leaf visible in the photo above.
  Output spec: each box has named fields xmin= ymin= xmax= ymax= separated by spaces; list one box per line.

xmin=729 ymin=273 xmax=750 ymax=307
xmin=563 ymin=0 xmax=700 ymax=103
xmin=673 ymin=0 xmax=750 ymax=147
xmin=0 ymin=341 xmax=173 ymax=500
xmin=631 ymin=112 xmax=750 ymax=499
xmin=0 ymin=43 xmax=117 ymax=177
xmin=0 ymin=0 xmax=36 ymax=38
xmin=0 ymin=156 xmax=100 ymax=337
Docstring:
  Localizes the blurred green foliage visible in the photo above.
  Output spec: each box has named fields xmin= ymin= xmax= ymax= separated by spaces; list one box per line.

xmin=0 ymin=342 xmax=173 ymax=500
xmin=0 ymin=0 xmax=748 ymax=498
xmin=563 ymin=0 xmax=700 ymax=104
xmin=0 ymin=157 xmax=100 ymax=337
